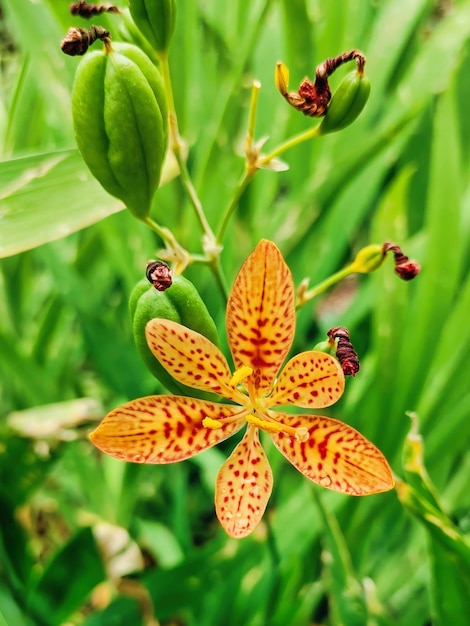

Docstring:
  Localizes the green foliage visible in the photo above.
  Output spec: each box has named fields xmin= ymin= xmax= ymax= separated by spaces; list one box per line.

xmin=1 ymin=0 xmax=470 ymax=624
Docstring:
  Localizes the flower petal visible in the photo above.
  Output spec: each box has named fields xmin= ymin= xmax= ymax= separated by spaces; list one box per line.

xmin=269 ymin=351 xmax=345 ymax=408
xmin=226 ymin=240 xmax=295 ymax=394
xmin=270 ymin=414 xmax=394 ymax=495
xmin=215 ymin=425 xmax=273 ymax=538
xmin=89 ymin=395 xmax=245 ymax=463
xmin=146 ymin=319 xmax=243 ymax=401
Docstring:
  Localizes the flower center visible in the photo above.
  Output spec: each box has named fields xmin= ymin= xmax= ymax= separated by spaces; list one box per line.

xmin=202 ymin=365 xmax=310 ymax=442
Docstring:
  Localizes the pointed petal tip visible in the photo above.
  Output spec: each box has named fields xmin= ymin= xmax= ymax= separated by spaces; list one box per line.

xmin=215 ymin=427 xmax=273 ymax=539
xmin=227 ymin=238 xmax=295 ymax=393
xmin=270 ymin=414 xmax=395 ymax=496
xmin=87 ymin=396 xmax=245 ymax=464
xmin=351 ymin=469 xmax=395 ymax=495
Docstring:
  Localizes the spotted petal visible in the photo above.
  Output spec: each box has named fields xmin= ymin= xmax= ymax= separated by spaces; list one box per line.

xmin=146 ymin=319 xmax=244 ymax=402
xmin=226 ymin=240 xmax=295 ymax=394
xmin=270 ymin=414 xmax=394 ymax=495
xmin=269 ymin=351 xmax=345 ymax=408
xmin=89 ymin=395 xmax=245 ymax=463
xmin=215 ymin=425 xmax=273 ymax=538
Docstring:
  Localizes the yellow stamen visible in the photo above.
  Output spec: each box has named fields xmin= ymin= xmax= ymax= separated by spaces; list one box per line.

xmin=230 ymin=365 xmax=253 ymax=387
xmin=203 ymin=417 xmax=223 ymax=429
xmin=275 ymin=61 xmax=289 ymax=95
xmin=246 ymin=413 xmax=285 ymax=434
xmin=246 ymin=414 xmax=310 ymax=442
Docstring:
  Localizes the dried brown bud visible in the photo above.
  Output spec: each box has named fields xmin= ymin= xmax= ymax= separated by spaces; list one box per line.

xmin=146 ymin=260 xmax=172 ymax=291
xmin=394 ymin=260 xmax=421 ymax=281
xmin=70 ymin=1 xmax=121 ymax=17
xmin=327 ymin=326 xmax=360 ymax=376
xmin=383 ymin=242 xmax=421 ymax=281
xmin=278 ymin=49 xmax=366 ymax=118
xmin=296 ymin=77 xmax=331 ymax=117
xmin=60 ymin=25 xmax=110 ymax=56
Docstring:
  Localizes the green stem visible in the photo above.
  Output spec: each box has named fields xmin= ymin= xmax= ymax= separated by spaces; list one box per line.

xmin=158 ymin=52 xmax=216 ymax=242
xmin=217 ymin=123 xmax=323 ymax=244
xmin=155 ymin=53 xmax=229 ymax=301
xmin=209 ymin=257 xmax=229 ymax=304
xmin=298 ymin=265 xmax=353 ymax=307
xmin=259 ymin=124 xmax=322 ymax=166
xmin=142 ymin=216 xmax=228 ymax=301
xmin=216 ymin=169 xmax=255 ymax=245
xmin=216 ymin=80 xmax=261 ymax=244
xmin=158 ymin=51 xmax=179 ymax=149
xmin=264 ymin=516 xmax=282 ymax=623
xmin=246 ymin=80 xmax=261 ymax=151
xmin=141 ymin=215 xmax=181 ymax=249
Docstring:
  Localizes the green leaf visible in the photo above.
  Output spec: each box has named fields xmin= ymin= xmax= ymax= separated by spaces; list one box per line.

xmin=83 ymin=596 xmax=144 ymax=626
xmin=0 ymin=147 xmax=180 ymax=258
xmin=0 ymin=494 xmax=33 ymax=592
xmin=0 ymin=585 xmax=34 ymax=626
xmin=26 ymin=527 xmax=106 ymax=626
xmin=429 ymin=540 xmax=470 ymax=626
xmin=313 ymin=490 xmax=369 ymax=626
xmin=392 ymin=81 xmax=463 ymax=415
xmin=0 ymin=151 xmax=123 ymax=258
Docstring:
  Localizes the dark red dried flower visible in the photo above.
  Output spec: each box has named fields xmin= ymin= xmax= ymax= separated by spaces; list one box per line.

xmin=383 ymin=242 xmax=421 ymax=281
xmin=60 ymin=25 xmax=110 ymax=56
xmin=146 ymin=260 xmax=173 ymax=292
xmin=70 ymin=1 xmax=121 ymax=18
xmin=327 ymin=327 xmax=360 ymax=376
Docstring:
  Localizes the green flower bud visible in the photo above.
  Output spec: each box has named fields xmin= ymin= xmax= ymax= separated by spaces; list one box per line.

xmin=318 ymin=70 xmax=371 ymax=134
xmin=129 ymin=0 xmax=176 ymax=54
xmin=72 ymin=42 xmax=168 ymax=219
xmin=349 ymin=244 xmax=385 ymax=274
xmin=131 ymin=275 xmax=219 ymax=398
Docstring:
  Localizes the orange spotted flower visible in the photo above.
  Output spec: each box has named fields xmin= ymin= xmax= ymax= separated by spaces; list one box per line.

xmin=90 ymin=240 xmax=393 ymax=538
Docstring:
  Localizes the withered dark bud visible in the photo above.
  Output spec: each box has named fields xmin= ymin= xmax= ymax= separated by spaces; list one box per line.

xmin=383 ymin=242 xmax=421 ymax=281
xmin=70 ymin=1 xmax=122 ymax=17
xmin=327 ymin=326 xmax=360 ymax=376
xmin=60 ymin=25 xmax=110 ymax=56
xmin=277 ymin=49 xmax=366 ymax=118
xmin=146 ymin=260 xmax=172 ymax=291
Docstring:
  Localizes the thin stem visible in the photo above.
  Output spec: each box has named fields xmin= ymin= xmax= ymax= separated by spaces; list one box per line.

xmin=158 ymin=52 xmax=216 ymax=242
xmin=216 ymin=81 xmax=261 ymax=245
xmin=158 ymin=51 xmax=179 ymax=150
xmin=259 ymin=124 xmax=321 ymax=166
xmin=246 ymin=80 xmax=262 ymax=155
xmin=176 ymin=155 xmax=216 ymax=239
xmin=216 ymin=169 xmax=255 ymax=245
xmin=298 ymin=265 xmax=353 ymax=307
xmin=217 ymin=122 xmax=322 ymax=244
xmin=142 ymin=216 xmax=228 ymax=302
xmin=264 ymin=515 xmax=282 ymax=624
xmin=209 ymin=257 xmax=229 ymax=304
xmin=141 ymin=215 xmax=179 ymax=248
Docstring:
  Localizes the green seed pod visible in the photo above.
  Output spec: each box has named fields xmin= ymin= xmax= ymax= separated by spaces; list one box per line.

xmin=318 ymin=70 xmax=371 ymax=134
xmin=72 ymin=42 xmax=168 ymax=219
xmin=131 ymin=275 xmax=219 ymax=398
xmin=129 ymin=0 xmax=176 ymax=54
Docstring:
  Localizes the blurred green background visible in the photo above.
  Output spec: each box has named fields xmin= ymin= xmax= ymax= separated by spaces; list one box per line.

xmin=1 ymin=0 xmax=470 ymax=624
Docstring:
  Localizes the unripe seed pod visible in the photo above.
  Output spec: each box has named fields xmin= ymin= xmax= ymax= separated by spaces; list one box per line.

xmin=129 ymin=0 xmax=176 ymax=53
xmin=72 ymin=42 xmax=168 ymax=219
xmin=131 ymin=275 xmax=219 ymax=399
xmin=318 ymin=70 xmax=371 ymax=134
